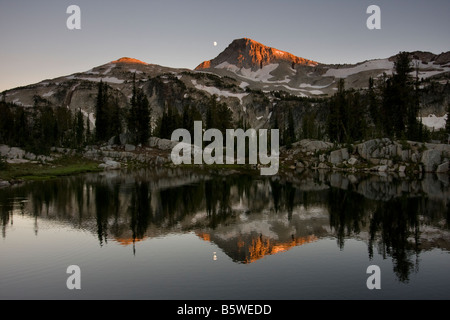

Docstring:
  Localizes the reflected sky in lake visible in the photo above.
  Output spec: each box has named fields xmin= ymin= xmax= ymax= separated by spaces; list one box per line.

xmin=1 ymin=168 xmax=449 ymax=299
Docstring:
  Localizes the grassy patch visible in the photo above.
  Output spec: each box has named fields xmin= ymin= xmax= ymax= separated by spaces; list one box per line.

xmin=0 ymin=155 xmax=101 ymax=182
xmin=175 ymin=163 xmax=260 ymax=176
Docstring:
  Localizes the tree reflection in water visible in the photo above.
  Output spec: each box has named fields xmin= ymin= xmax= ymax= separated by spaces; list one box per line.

xmin=0 ymin=168 xmax=449 ymax=283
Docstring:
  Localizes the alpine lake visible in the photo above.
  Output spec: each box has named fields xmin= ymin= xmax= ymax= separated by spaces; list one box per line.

xmin=1 ymin=167 xmax=449 ymax=300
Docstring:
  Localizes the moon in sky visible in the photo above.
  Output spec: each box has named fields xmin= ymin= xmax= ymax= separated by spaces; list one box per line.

xmin=213 ymin=41 xmax=218 ymax=47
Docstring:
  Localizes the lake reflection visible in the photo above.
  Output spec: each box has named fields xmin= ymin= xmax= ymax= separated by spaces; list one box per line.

xmin=1 ymin=168 xmax=449 ymax=299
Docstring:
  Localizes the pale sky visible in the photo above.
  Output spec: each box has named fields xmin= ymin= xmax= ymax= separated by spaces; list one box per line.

xmin=1 ymin=0 xmax=449 ymax=92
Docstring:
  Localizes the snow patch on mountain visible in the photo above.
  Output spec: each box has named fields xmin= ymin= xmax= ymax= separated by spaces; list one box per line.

xmin=103 ymin=64 xmax=116 ymax=75
xmin=324 ymin=59 xmax=394 ymax=78
xmin=298 ymin=82 xmax=334 ymax=89
xmin=80 ymin=109 xmax=96 ymax=128
xmin=271 ymin=76 xmax=290 ymax=83
xmin=239 ymin=81 xmax=249 ymax=89
xmin=419 ymin=114 xmax=448 ymax=130
xmin=215 ymin=62 xmax=279 ymax=82
xmin=85 ymin=69 xmax=100 ymax=75
xmin=410 ymin=59 xmax=450 ymax=79
xmin=128 ymin=69 xmax=143 ymax=74
xmin=215 ymin=220 xmax=280 ymax=241
xmin=12 ymin=98 xmax=32 ymax=107
xmin=42 ymin=91 xmax=54 ymax=98
xmin=276 ymin=85 xmax=308 ymax=97
xmin=66 ymin=75 xmax=124 ymax=84
xmin=191 ymin=79 xmax=248 ymax=103
xmin=417 ymin=67 xmax=450 ymax=79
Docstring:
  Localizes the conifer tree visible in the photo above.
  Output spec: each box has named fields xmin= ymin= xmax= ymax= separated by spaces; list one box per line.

xmin=182 ymin=105 xmax=202 ymax=136
xmin=346 ymin=91 xmax=365 ymax=142
xmin=446 ymin=103 xmax=450 ymax=135
xmin=128 ymin=74 xmax=151 ymax=144
xmin=85 ymin=117 xmax=91 ymax=145
xmin=41 ymin=106 xmax=57 ymax=150
xmin=327 ymin=79 xmax=347 ymax=143
xmin=368 ymin=77 xmax=380 ymax=130
xmin=216 ymin=100 xmax=233 ymax=134
xmin=158 ymin=102 xmax=180 ymax=140
xmin=391 ymin=52 xmax=416 ymax=139
xmin=14 ymin=107 xmax=29 ymax=147
xmin=95 ymin=80 xmax=108 ymax=142
xmin=109 ymin=94 xmax=122 ymax=143
xmin=75 ymin=108 xmax=84 ymax=147
xmin=0 ymin=102 xmax=14 ymax=144
xmin=205 ymin=96 xmax=218 ymax=130
xmin=128 ymin=74 xmax=138 ymax=139
xmin=284 ymin=107 xmax=296 ymax=147
xmin=136 ymin=89 xmax=150 ymax=144
xmin=205 ymin=95 xmax=232 ymax=134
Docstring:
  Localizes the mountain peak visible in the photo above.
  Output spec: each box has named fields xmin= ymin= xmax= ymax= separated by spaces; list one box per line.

xmin=111 ymin=57 xmax=148 ymax=65
xmin=195 ymin=38 xmax=318 ymax=71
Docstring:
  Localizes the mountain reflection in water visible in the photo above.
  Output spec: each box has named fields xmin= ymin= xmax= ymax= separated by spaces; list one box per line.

xmin=1 ymin=168 xmax=449 ymax=283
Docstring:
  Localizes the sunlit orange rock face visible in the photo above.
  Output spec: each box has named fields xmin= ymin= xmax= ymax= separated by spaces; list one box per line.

xmin=196 ymin=60 xmax=211 ymax=69
xmin=111 ymin=57 xmax=148 ymax=65
xmin=114 ymin=237 xmax=148 ymax=246
xmin=197 ymin=231 xmax=318 ymax=264
xmin=198 ymin=233 xmax=211 ymax=242
xmin=195 ymin=38 xmax=318 ymax=70
xmin=244 ymin=235 xmax=318 ymax=264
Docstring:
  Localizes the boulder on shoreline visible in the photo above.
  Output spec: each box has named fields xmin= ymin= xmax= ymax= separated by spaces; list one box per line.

xmin=283 ymin=139 xmax=450 ymax=175
xmin=99 ymin=159 xmax=121 ymax=170
xmin=0 ymin=180 xmax=11 ymax=188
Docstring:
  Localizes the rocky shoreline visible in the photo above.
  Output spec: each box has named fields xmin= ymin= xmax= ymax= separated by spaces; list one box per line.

xmin=1 ymin=137 xmax=450 ymax=187
xmin=282 ymin=138 xmax=450 ymax=175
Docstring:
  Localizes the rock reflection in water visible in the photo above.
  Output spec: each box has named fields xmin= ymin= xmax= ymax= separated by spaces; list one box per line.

xmin=0 ymin=167 xmax=449 ymax=283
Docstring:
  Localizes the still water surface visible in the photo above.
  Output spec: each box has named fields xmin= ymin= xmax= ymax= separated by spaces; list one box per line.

xmin=1 ymin=168 xmax=449 ymax=299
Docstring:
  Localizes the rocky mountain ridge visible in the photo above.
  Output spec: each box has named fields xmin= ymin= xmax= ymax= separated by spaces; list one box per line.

xmin=196 ymin=38 xmax=450 ymax=96
xmin=1 ymin=38 xmax=449 ymax=135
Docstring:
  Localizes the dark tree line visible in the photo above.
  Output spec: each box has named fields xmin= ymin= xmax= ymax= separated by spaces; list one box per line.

xmin=0 ymin=77 xmax=152 ymax=155
xmin=94 ymin=80 xmax=123 ymax=143
xmin=155 ymin=95 xmax=233 ymax=140
xmin=127 ymin=75 xmax=151 ymax=145
xmin=446 ymin=102 xmax=450 ymax=136
xmin=327 ymin=79 xmax=367 ymax=143
xmin=326 ymin=52 xmax=428 ymax=143
xmin=271 ymin=106 xmax=297 ymax=148
xmin=0 ymin=101 xmax=88 ymax=155
xmin=94 ymin=76 xmax=152 ymax=145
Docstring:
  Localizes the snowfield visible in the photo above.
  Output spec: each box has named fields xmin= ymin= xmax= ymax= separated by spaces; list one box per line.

xmin=102 ymin=64 xmax=116 ymax=75
xmin=419 ymin=114 xmax=448 ymax=130
xmin=412 ymin=60 xmax=450 ymax=79
xmin=324 ymin=59 xmax=450 ymax=80
xmin=66 ymin=75 xmax=124 ymax=84
xmin=42 ymin=91 xmax=54 ymax=97
xmin=128 ymin=69 xmax=143 ymax=74
xmin=12 ymin=98 xmax=32 ymax=107
xmin=215 ymin=62 xmax=280 ymax=82
xmin=324 ymin=59 xmax=394 ymax=78
xmin=191 ymin=79 xmax=248 ymax=103
xmin=80 ymin=109 xmax=96 ymax=128
xmin=298 ymin=82 xmax=334 ymax=89
xmin=239 ymin=81 xmax=249 ymax=89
